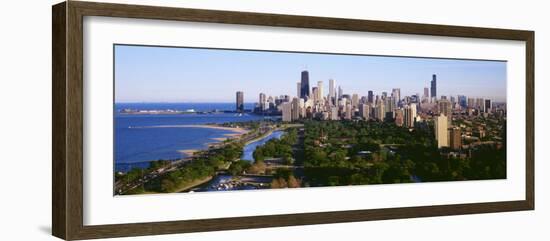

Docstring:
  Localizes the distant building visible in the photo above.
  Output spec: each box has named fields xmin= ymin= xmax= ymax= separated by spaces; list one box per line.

xmin=359 ymin=103 xmax=370 ymax=120
xmin=317 ymin=81 xmax=323 ymax=103
xmin=344 ymin=103 xmax=352 ymax=120
xmin=299 ymin=98 xmax=306 ymax=117
xmin=450 ymin=96 xmax=455 ymax=107
xmin=340 ymin=97 xmax=347 ymax=108
xmin=236 ymin=91 xmax=244 ymax=112
xmin=430 ymin=74 xmax=437 ymax=99
xmin=360 ymin=96 xmax=367 ymax=104
xmin=282 ymin=102 xmax=292 ymax=122
xmin=395 ymin=109 xmax=404 ymax=127
xmin=435 ymin=114 xmax=449 ymax=148
xmin=351 ymin=94 xmax=359 ymax=109
xmin=485 ymin=99 xmax=492 ymax=113
xmin=392 ymin=88 xmax=401 ymax=107
xmin=467 ymin=98 xmax=475 ymax=108
xmin=476 ymin=98 xmax=485 ymax=112
xmin=404 ymin=103 xmax=417 ymax=128
xmin=291 ymin=97 xmax=300 ymax=120
xmin=368 ymin=90 xmax=374 ymax=104
xmin=458 ymin=95 xmax=467 ymax=108
xmin=450 ymin=127 xmax=462 ymax=150
xmin=330 ymin=106 xmax=339 ymax=120
xmin=296 ymin=82 xmax=301 ymax=98
xmin=300 ymin=70 xmax=310 ymax=99
xmin=423 ymin=87 xmax=429 ymax=99
xmin=438 ymin=99 xmax=452 ymax=117
xmin=312 ymin=87 xmax=319 ymax=103
xmin=342 ymin=94 xmax=351 ymax=101
xmin=375 ymin=99 xmax=385 ymax=121
xmin=259 ymin=93 xmax=266 ymax=111
xmin=329 ymin=79 xmax=336 ymax=106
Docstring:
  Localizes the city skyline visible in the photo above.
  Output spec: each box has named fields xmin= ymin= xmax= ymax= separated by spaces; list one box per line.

xmin=115 ymin=45 xmax=507 ymax=103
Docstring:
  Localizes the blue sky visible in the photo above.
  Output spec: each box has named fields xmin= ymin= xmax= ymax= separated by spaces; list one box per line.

xmin=114 ymin=45 xmax=507 ymax=103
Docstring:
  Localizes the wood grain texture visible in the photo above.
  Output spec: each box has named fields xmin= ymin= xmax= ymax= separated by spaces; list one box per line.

xmin=51 ymin=1 xmax=535 ymax=240
xmin=66 ymin=2 xmax=85 ymax=240
xmin=52 ymin=2 xmax=67 ymax=239
xmin=72 ymin=1 xmax=533 ymax=40
xmin=525 ymin=32 xmax=535 ymax=209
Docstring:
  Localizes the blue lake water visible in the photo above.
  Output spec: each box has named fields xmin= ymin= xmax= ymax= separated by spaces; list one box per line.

xmin=240 ymin=131 xmax=284 ymax=161
xmin=114 ymin=103 xmax=279 ymax=172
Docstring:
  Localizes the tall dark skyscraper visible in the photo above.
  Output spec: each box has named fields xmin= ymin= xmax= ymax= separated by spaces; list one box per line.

xmin=368 ymin=90 xmax=374 ymax=103
xmin=300 ymin=70 xmax=310 ymax=99
xmin=430 ymin=74 xmax=437 ymax=99
xmin=236 ymin=91 xmax=244 ymax=112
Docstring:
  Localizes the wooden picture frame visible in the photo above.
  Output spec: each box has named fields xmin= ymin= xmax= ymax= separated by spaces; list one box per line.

xmin=52 ymin=1 xmax=534 ymax=240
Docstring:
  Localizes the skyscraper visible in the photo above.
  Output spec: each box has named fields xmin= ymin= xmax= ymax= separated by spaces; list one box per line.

xmin=404 ymin=103 xmax=417 ymax=128
xmin=394 ymin=109 xmax=404 ymax=127
xmin=450 ymin=127 xmax=462 ymax=150
xmin=351 ymin=93 xmax=359 ymax=109
xmin=236 ymin=91 xmax=244 ymax=113
xmin=359 ymin=103 xmax=370 ymax=120
xmin=259 ymin=93 xmax=266 ymax=111
xmin=423 ymin=87 xmax=429 ymax=99
xmin=450 ymin=96 xmax=456 ymax=107
xmin=300 ymin=70 xmax=310 ymax=99
xmin=485 ymin=99 xmax=492 ymax=113
xmin=385 ymin=97 xmax=395 ymax=118
xmin=312 ymin=87 xmax=319 ymax=103
xmin=430 ymin=74 xmax=437 ymax=99
xmin=291 ymin=97 xmax=300 ymax=120
xmin=392 ymin=88 xmax=401 ymax=107
xmin=296 ymin=82 xmax=301 ymax=98
xmin=467 ymin=98 xmax=475 ymax=108
xmin=435 ymin=114 xmax=449 ymax=148
xmin=458 ymin=95 xmax=467 ymax=108
xmin=375 ymin=99 xmax=385 ymax=121
xmin=338 ymin=86 xmax=343 ymax=100
xmin=299 ymin=98 xmax=306 ymax=118
xmin=438 ymin=99 xmax=452 ymax=117
xmin=344 ymin=103 xmax=352 ymax=120
xmin=282 ymin=102 xmax=292 ymax=122
xmin=476 ymin=98 xmax=485 ymax=112
xmin=329 ymin=79 xmax=336 ymax=105
xmin=330 ymin=106 xmax=339 ymax=120
xmin=368 ymin=90 xmax=374 ymax=104
xmin=317 ymin=81 xmax=323 ymax=102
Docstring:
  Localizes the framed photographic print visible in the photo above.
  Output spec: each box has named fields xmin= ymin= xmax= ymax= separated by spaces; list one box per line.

xmin=52 ymin=1 xmax=534 ymax=240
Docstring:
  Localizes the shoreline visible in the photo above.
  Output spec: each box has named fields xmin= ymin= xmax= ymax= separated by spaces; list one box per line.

xmin=117 ymin=125 xmax=283 ymax=172
xmin=175 ymin=176 xmax=214 ymax=193
xmin=179 ymin=149 xmax=200 ymax=157
xmin=119 ymin=124 xmax=250 ymax=170
xmin=131 ymin=124 xmax=249 ymax=134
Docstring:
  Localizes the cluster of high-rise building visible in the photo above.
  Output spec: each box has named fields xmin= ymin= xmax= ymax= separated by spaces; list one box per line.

xmin=235 ymin=70 xmax=505 ymax=150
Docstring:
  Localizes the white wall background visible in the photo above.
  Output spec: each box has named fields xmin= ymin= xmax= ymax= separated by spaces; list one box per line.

xmin=0 ymin=0 xmax=547 ymax=240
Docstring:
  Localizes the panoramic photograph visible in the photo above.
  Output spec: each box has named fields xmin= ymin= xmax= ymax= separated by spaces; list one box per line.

xmin=113 ymin=45 xmax=507 ymax=195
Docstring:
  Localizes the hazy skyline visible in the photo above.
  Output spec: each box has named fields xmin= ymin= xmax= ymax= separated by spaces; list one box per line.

xmin=115 ymin=45 xmax=507 ymax=103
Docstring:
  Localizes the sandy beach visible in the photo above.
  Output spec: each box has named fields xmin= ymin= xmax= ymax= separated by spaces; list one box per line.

xmin=210 ymin=137 xmax=228 ymax=141
xmin=179 ymin=149 xmax=200 ymax=157
xmin=173 ymin=124 xmax=250 ymax=156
